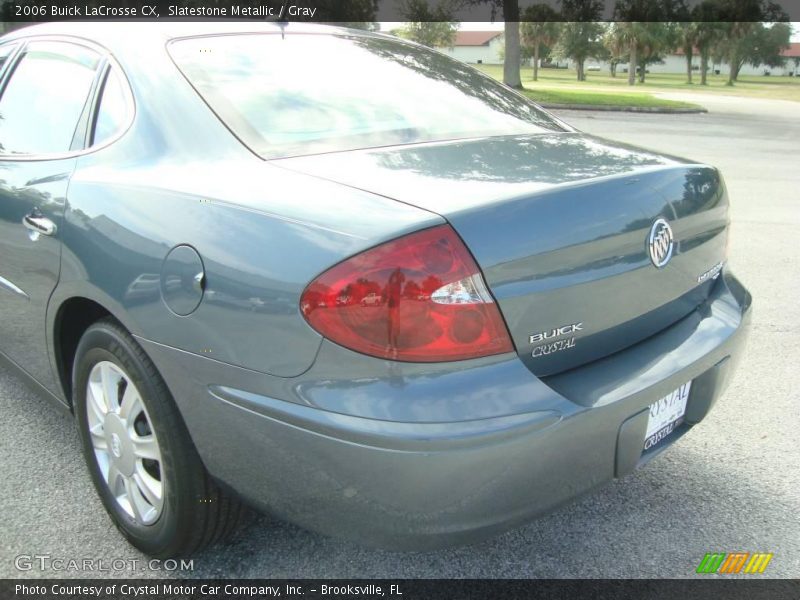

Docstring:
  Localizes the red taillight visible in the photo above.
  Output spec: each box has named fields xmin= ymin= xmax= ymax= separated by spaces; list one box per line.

xmin=300 ymin=225 xmax=513 ymax=362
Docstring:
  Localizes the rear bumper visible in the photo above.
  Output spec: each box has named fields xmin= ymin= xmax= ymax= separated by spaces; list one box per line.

xmin=140 ymin=271 xmax=751 ymax=549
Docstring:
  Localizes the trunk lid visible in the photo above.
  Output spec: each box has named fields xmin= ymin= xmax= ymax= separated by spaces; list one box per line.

xmin=275 ymin=133 xmax=729 ymax=375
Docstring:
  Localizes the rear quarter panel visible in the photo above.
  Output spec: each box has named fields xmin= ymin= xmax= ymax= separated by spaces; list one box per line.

xmin=51 ymin=36 xmax=442 ymax=378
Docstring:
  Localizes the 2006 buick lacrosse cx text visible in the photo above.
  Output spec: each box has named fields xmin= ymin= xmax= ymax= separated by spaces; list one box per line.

xmin=0 ymin=21 xmax=751 ymax=557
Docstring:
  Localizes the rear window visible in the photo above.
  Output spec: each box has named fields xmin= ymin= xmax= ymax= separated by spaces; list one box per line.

xmin=168 ymin=32 xmax=565 ymax=159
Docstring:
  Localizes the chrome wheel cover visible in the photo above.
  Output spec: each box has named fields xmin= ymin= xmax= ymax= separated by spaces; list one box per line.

xmin=86 ymin=361 xmax=164 ymax=525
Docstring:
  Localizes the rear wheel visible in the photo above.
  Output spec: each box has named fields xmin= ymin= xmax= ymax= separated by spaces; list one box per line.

xmin=73 ymin=318 xmax=247 ymax=557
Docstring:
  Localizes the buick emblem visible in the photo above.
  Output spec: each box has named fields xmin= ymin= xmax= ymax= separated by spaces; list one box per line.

xmin=648 ymin=218 xmax=674 ymax=268
xmin=111 ymin=433 xmax=122 ymax=458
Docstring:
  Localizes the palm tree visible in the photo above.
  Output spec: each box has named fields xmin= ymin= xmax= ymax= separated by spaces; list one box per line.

xmin=693 ymin=21 xmax=724 ymax=85
xmin=609 ymin=22 xmax=646 ymax=86
xmin=637 ymin=23 xmax=677 ymax=84
xmin=679 ymin=22 xmax=700 ymax=84
xmin=552 ymin=21 xmax=605 ymax=81
xmin=724 ymin=22 xmax=755 ymax=85
xmin=520 ymin=4 xmax=561 ymax=82
xmin=602 ymin=25 xmax=625 ymax=77
xmin=612 ymin=0 xmax=674 ymax=86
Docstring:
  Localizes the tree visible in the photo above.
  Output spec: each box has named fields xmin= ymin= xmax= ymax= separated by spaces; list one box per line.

xmin=556 ymin=0 xmax=605 ymax=81
xmin=746 ymin=22 xmax=791 ymax=70
xmin=720 ymin=22 xmax=756 ymax=84
xmin=606 ymin=22 xmax=676 ymax=85
xmin=691 ymin=1 xmax=727 ymax=84
xmin=712 ymin=0 xmax=790 ymax=85
xmin=397 ymin=22 xmax=458 ymax=48
xmin=602 ymin=24 xmax=626 ymax=77
xmin=466 ymin=0 xmax=523 ymax=88
xmin=605 ymin=23 xmax=643 ymax=85
xmin=397 ymin=0 xmax=458 ymax=48
xmin=678 ymin=22 xmax=700 ymax=83
xmin=613 ymin=0 xmax=684 ymax=85
xmin=503 ymin=0 xmax=523 ymax=88
xmin=635 ymin=22 xmax=678 ymax=83
xmin=668 ymin=0 xmax=696 ymax=82
xmin=696 ymin=29 xmax=722 ymax=84
xmin=714 ymin=21 xmax=791 ymax=84
xmin=520 ymin=4 xmax=561 ymax=81
xmin=604 ymin=22 xmax=675 ymax=85
xmin=552 ymin=22 xmax=606 ymax=81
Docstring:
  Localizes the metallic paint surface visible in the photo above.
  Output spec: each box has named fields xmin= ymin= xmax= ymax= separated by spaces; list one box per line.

xmin=0 ymin=22 xmax=753 ymax=549
xmin=138 ymin=273 xmax=750 ymax=548
xmin=0 ymin=160 xmax=70 ymax=395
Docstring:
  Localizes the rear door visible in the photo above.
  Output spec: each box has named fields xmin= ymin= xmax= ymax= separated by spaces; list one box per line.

xmin=0 ymin=39 xmax=103 ymax=394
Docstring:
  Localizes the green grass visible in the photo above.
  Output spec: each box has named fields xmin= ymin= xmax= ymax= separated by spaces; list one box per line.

xmin=520 ymin=88 xmax=700 ymax=109
xmin=475 ymin=64 xmax=800 ymax=103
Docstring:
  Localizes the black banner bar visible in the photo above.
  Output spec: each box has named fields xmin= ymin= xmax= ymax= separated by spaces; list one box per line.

xmin=2 ymin=0 xmax=800 ymax=22
xmin=3 ymin=579 xmax=800 ymax=600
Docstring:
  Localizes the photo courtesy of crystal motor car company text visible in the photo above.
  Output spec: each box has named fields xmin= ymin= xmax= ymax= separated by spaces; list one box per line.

xmin=0 ymin=19 xmax=751 ymax=559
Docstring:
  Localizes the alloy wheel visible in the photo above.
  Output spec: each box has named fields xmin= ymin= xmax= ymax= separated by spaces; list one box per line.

xmin=85 ymin=361 xmax=164 ymax=525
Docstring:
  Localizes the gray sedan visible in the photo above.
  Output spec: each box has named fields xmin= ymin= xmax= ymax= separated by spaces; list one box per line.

xmin=0 ymin=22 xmax=751 ymax=557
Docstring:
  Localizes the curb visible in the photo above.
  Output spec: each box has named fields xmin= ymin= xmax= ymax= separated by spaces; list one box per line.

xmin=538 ymin=103 xmax=707 ymax=114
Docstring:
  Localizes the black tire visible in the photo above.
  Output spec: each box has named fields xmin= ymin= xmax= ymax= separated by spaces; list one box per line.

xmin=73 ymin=317 xmax=248 ymax=557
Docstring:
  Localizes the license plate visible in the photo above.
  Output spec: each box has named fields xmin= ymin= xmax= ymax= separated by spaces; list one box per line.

xmin=643 ymin=382 xmax=691 ymax=451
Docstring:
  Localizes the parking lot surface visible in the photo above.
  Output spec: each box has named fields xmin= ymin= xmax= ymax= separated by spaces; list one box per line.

xmin=1 ymin=94 xmax=798 ymax=579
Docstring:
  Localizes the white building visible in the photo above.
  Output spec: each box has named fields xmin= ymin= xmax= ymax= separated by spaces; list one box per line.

xmin=439 ymin=31 xmax=800 ymax=77
xmin=584 ymin=43 xmax=800 ymax=77
xmin=437 ymin=31 xmax=504 ymax=65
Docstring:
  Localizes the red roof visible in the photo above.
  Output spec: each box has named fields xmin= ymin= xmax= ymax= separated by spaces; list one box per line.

xmin=452 ymin=31 xmax=502 ymax=46
xmin=782 ymin=42 xmax=800 ymax=58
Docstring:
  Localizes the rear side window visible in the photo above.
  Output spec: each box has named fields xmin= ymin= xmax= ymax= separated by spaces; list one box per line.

xmin=92 ymin=67 xmax=132 ymax=146
xmin=0 ymin=42 xmax=100 ymax=155
xmin=169 ymin=33 xmax=565 ymax=159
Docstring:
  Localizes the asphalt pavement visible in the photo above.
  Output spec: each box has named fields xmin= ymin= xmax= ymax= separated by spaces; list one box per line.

xmin=1 ymin=93 xmax=798 ymax=579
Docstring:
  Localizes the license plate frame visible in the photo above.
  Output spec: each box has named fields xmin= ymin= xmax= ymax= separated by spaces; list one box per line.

xmin=643 ymin=381 xmax=692 ymax=452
